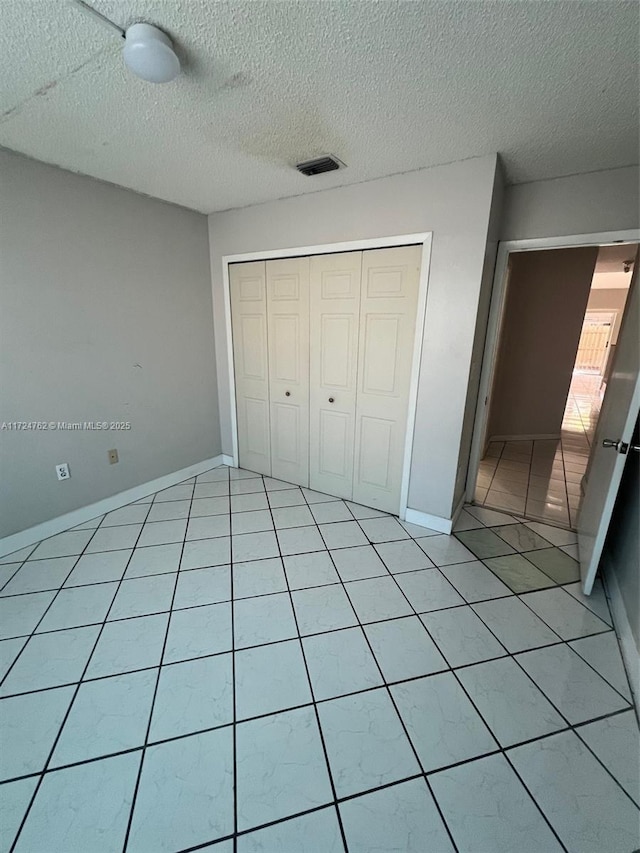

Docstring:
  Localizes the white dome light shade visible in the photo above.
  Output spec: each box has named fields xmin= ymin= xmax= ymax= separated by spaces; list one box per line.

xmin=123 ymin=23 xmax=180 ymax=84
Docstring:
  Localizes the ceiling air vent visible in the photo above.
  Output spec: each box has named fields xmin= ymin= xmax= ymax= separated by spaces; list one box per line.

xmin=296 ymin=155 xmax=344 ymax=176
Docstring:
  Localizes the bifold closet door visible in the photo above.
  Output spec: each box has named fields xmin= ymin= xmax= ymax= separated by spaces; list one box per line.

xmin=229 ymin=261 xmax=271 ymax=476
xmin=353 ymin=245 xmax=422 ymax=513
xmin=309 ymin=252 xmax=362 ymax=498
xmin=266 ymin=257 xmax=310 ymax=486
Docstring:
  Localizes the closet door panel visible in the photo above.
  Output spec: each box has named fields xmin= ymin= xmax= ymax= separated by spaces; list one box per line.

xmin=267 ymin=257 xmax=310 ymax=486
xmin=353 ymin=246 xmax=421 ymax=513
xmin=230 ymin=262 xmax=271 ymax=476
xmin=309 ymin=252 xmax=362 ymax=498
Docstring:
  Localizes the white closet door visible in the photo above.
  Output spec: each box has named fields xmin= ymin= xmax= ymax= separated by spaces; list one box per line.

xmin=309 ymin=252 xmax=362 ymax=498
xmin=267 ymin=257 xmax=310 ymax=486
xmin=353 ymin=245 xmax=421 ymax=513
xmin=229 ymin=261 xmax=271 ymax=476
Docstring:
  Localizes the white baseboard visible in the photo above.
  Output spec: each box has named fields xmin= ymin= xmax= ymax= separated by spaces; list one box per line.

xmin=222 ymin=454 xmax=235 ymax=466
xmin=0 ymin=454 xmax=226 ymax=559
xmin=488 ymin=433 xmax=561 ymax=443
xmin=404 ymin=507 xmax=453 ymax=534
xmin=602 ymin=559 xmax=639 ymax=704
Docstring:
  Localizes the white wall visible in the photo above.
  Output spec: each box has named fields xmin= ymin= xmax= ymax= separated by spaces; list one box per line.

xmin=208 ymin=155 xmax=501 ymax=522
xmin=0 ymin=150 xmax=220 ymax=538
xmin=501 ymin=166 xmax=639 ymax=241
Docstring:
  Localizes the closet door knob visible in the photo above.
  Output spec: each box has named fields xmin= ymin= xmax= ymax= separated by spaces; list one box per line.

xmin=285 ymin=391 xmax=291 ymax=397
xmin=328 ymin=397 xmax=334 ymax=403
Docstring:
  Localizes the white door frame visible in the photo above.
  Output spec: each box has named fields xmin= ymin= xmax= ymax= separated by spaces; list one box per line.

xmin=222 ymin=232 xmax=433 ymax=519
xmin=466 ymin=229 xmax=640 ymax=503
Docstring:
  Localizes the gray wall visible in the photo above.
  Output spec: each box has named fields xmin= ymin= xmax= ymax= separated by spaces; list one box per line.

xmin=0 ymin=150 xmax=220 ymax=538
xmin=209 ymin=155 xmax=501 ymax=522
xmin=487 ymin=247 xmax=598 ymax=439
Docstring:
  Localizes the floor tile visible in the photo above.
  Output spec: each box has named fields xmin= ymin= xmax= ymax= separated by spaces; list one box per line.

xmin=356 ymin=517 xmax=410 ymax=543
xmin=457 ymin=657 xmax=566 ymax=746
xmin=263 ymin=476 xmax=294 ymax=491
xmin=234 ymin=592 xmax=297 ymax=648
xmin=231 ymin=510 xmax=273 ymax=535
xmin=415 ymin=534 xmax=476 ymax=566
xmin=194 ymin=481 xmax=229 ymax=498
xmin=453 ymin=509 xmax=486 ymax=531
xmin=391 ymin=673 xmax=497 ymax=771
xmin=238 ymin=807 xmax=344 ymax=853
xmin=0 ymin=590 xmax=57 ymax=640
xmin=0 ymin=686 xmax=74 ymax=779
xmin=36 ymin=582 xmax=119 ymax=631
xmin=523 ymin=547 xmax=580 ymax=584
xmin=237 ymin=706 xmax=333 ymax=830
xmin=318 ymin=688 xmax=420 ymax=797
xmin=155 ymin=484 xmax=194 ymax=502
xmin=124 ymin=543 xmax=182 ymax=579
xmin=230 ymin=467 xmax=261 ymax=480
xmin=86 ymin=613 xmax=168 ymax=678
xmin=569 ymin=631 xmax=632 ymax=700
xmin=197 ymin=467 xmax=229 ymax=483
xmin=64 ymin=546 xmax=132 ymax=587
xmin=272 ymin=505 xmax=315 ymax=529
xmin=310 ymin=501 xmax=353 ymax=524
xmin=330 ymin=545 xmax=388 ymax=581
xmin=438 ymin=560 xmax=511 ymax=603
xmin=340 ymin=777 xmax=454 ymax=853
xmin=231 ymin=478 xmax=265 ymax=495
xmin=395 ymin=568 xmax=464 ymax=613
xmin=1 ymin=557 xmax=76 ymax=596
xmin=515 ymin=644 xmax=630 ymax=724
xmin=1 ymin=625 xmax=100 ymax=695
xmin=303 ymin=627 xmax=383 ymax=700
xmin=235 ymin=639 xmax=311 ymax=719
xmin=509 ymin=730 xmax=640 ymax=853
xmin=84 ymin=525 xmax=143 ymax=554
xmin=421 ymin=606 xmax=506 ymax=667
xmin=521 ymin=587 xmax=610 ymax=640
xmin=29 ymin=530 xmax=95 ymax=560
xmin=127 ymin=728 xmax=234 ymax=852
xmin=303 ymin=488 xmax=338 ymax=504
xmin=101 ymin=504 xmax=150 ymax=527
xmin=0 ymin=563 xmax=21 ymax=591
xmin=163 ymin=603 xmax=231 ymax=663
xmin=146 ymin=499 xmax=191 ymax=522
xmin=492 ymin=523 xmax=552 ymax=551
xmin=268 ymin=488 xmax=306 ymax=507
xmin=230 ymin=492 xmax=268 ymax=513
xmin=283 ymin=551 xmax=341 ymax=589
xmin=181 ymin=536 xmax=231 ymax=569
xmin=563 ymin=577 xmax=612 ymax=625
xmin=400 ymin=519 xmax=440 ymax=537
xmin=364 ymin=616 xmax=448 ymax=682
xmin=14 ymin=751 xmax=141 ymax=853
xmin=276 ymin=525 xmax=326 ymax=556
xmin=108 ymin=573 xmax=176 ymax=620
xmin=149 ymin=653 xmax=233 ymax=741
xmin=472 ymin=596 xmax=561 ymax=652
xmin=524 ymin=521 xmax=577 ymax=546
xmin=173 ymin=565 xmax=231 ymax=609
xmin=345 ymin=501 xmax=387 ymax=518
xmin=465 ymin=506 xmax=518 ymax=526
xmin=51 ymin=669 xmax=156 ymax=767
xmin=482 ymin=553 xmax=556 ymax=593
xmin=485 ymin=490 xmax=526 ymax=514
xmin=190 ymin=496 xmax=230 ymax=516
xmin=0 ymin=637 xmax=27 ymax=681
xmin=455 ymin=528 xmax=516 ymax=559
xmin=346 ymin=575 xmax=414 ymax=622
xmin=577 ymin=710 xmax=640 ymax=805
xmin=430 ymin=752 xmax=563 ymax=853
xmin=373 ymin=539 xmax=434 ymax=573
xmin=186 ymin=515 xmax=230 ymax=541
xmin=292 ymin=584 xmax=357 ymax=634
xmin=0 ymin=546 xmax=36 ymax=565
xmin=232 ymin=557 xmax=287 ymax=598
xmin=0 ymin=776 xmax=39 ymax=852
xmin=320 ymin=521 xmax=369 ymax=549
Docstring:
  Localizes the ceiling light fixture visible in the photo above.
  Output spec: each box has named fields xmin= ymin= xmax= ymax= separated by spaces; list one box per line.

xmin=72 ymin=0 xmax=180 ymax=84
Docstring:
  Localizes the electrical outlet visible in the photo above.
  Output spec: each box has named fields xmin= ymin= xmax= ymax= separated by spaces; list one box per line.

xmin=56 ymin=463 xmax=70 ymax=481
xmin=108 ymin=449 xmax=119 ymax=465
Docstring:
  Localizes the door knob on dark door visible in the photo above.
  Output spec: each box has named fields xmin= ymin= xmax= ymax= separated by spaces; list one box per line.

xmin=285 ymin=391 xmax=291 ymax=397
xmin=602 ymin=438 xmax=628 ymax=453
xmin=328 ymin=397 xmax=334 ymax=403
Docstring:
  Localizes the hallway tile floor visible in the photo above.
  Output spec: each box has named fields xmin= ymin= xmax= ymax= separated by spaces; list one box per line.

xmin=475 ymin=373 xmax=604 ymax=529
xmin=0 ymin=466 xmax=638 ymax=852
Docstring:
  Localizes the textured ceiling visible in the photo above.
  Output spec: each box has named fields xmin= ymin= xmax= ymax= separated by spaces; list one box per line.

xmin=1 ymin=1 xmax=638 ymax=213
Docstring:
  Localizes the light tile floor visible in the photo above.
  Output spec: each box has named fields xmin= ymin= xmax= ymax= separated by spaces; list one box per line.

xmin=476 ymin=373 xmax=604 ymax=528
xmin=0 ymin=467 xmax=638 ymax=852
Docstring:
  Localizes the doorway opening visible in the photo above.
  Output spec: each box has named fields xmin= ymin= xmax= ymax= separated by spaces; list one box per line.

xmin=472 ymin=242 xmax=636 ymax=530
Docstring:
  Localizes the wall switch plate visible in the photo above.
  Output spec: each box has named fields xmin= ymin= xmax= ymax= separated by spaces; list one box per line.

xmin=56 ymin=463 xmax=70 ymax=481
xmin=108 ymin=449 xmax=119 ymax=465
